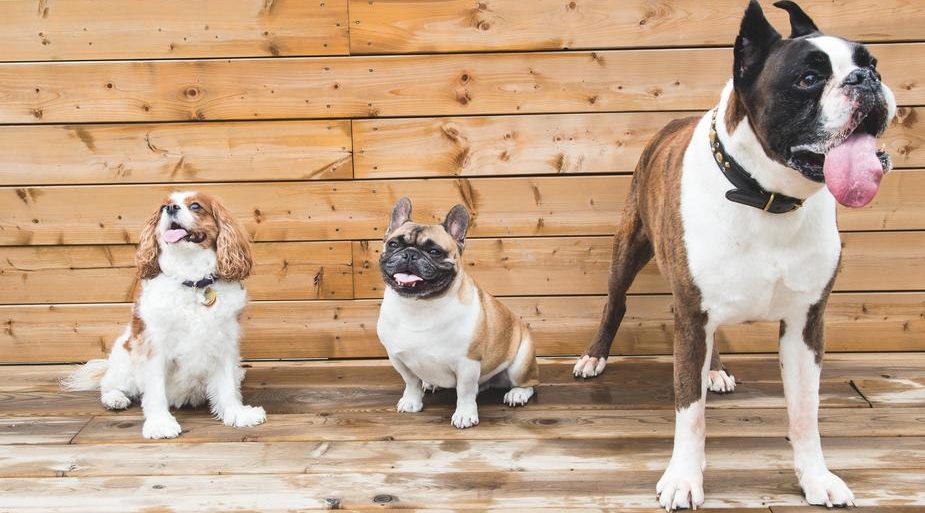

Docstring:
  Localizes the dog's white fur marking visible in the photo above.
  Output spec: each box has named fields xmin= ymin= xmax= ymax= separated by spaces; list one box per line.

xmin=63 ymin=192 xmax=265 ymax=439
xmin=658 ymin=327 xmax=713 ymax=511
xmin=707 ymin=369 xmax=736 ymax=393
xmin=572 ymin=355 xmax=607 ymax=378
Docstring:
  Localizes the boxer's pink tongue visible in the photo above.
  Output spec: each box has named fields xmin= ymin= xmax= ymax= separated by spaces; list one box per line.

xmin=164 ymin=229 xmax=188 ymax=243
xmin=393 ymin=273 xmax=423 ymax=286
xmin=822 ymin=132 xmax=883 ymax=208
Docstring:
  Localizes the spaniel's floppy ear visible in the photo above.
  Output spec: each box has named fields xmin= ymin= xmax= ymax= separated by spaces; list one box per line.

xmin=210 ymin=197 xmax=253 ymax=281
xmin=136 ymin=204 xmax=163 ymax=279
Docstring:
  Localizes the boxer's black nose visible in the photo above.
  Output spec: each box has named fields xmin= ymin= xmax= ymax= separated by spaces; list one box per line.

xmin=844 ymin=68 xmax=878 ymax=87
xmin=166 ymin=204 xmax=180 ymax=214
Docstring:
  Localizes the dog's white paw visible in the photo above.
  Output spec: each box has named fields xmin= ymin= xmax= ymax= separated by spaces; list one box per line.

xmin=397 ymin=394 xmax=424 ymax=413
xmin=101 ymin=390 xmax=131 ymax=410
xmin=573 ymin=355 xmax=607 ymax=378
xmin=801 ymin=469 xmax=855 ymax=508
xmin=707 ymin=369 xmax=736 ymax=393
xmin=142 ymin=415 xmax=182 ymax=439
xmin=503 ymin=387 xmax=534 ymax=407
xmin=221 ymin=405 xmax=267 ymax=428
xmin=451 ymin=404 xmax=479 ymax=429
xmin=657 ymin=463 xmax=705 ymax=511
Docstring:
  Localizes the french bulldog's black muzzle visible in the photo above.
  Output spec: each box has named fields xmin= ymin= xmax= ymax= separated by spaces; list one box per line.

xmin=379 ymin=247 xmax=457 ymax=298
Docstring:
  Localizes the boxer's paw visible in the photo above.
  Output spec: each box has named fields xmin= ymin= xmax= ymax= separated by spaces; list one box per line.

xmin=573 ymin=355 xmax=607 ymax=378
xmin=397 ymin=393 xmax=424 ymax=413
xmin=707 ymin=369 xmax=736 ymax=394
xmin=503 ymin=387 xmax=534 ymax=407
xmin=657 ymin=462 xmax=705 ymax=511
xmin=450 ymin=403 xmax=479 ymax=429
xmin=801 ymin=469 xmax=855 ymax=508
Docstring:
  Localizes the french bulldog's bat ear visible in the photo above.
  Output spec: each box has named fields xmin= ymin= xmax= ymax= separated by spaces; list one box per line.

xmin=773 ymin=1 xmax=819 ymax=38
xmin=734 ymin=0 xmax=782 ymax=88
xmin=443 ymin=204 xmax=470 ymax=252
xmin=387 ymin=197 xmax=413 ymax=235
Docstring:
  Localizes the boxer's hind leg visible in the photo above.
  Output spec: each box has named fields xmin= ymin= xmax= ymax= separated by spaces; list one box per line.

xmin=574 ymin=196 xmax=653 ymax=378
xmin=707 ymin=344 xmax=736 ymax=394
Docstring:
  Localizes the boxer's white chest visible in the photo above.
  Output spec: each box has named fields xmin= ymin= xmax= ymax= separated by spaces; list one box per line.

xmin=377 ymin=285 xmax=481 ymax=389
xmin=678 ymin=114 xmax=842 ymax=326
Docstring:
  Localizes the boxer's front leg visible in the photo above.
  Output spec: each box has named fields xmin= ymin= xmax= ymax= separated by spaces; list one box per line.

xmin=657 ymin=307 xmax=711 ymax=511
xmin=780 ymin=310 xmax=854 ymax=507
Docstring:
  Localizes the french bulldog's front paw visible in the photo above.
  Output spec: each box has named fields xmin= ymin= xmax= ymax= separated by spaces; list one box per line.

xmin=101 ymin=390 xmax=131 ymax=410
xmin=707 ymin=369 xmax=736 ymax=393
xmin=573 ymin=355 xmax=607 ymax=378
xmin=451 ymin=404 xmax=479 ymax=429
xmin=503 ymin=386 xmax=534 ymax=407
xmin=657 ymin=463 xmax=705 ymax=511
xmin=221 ymin=405 xmax=267 ymax=428
xmin=397 ymin=394 xmax=424 ymax=413
xmin=801 ymin=469 xmax=855 ymax=508
xmin=142 ymin=415 xmax=182 ymax=439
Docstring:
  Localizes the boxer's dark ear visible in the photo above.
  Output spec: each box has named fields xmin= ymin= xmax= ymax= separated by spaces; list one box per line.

xmin=773 ymin=1 xmax=819 ymax=38
xmin=734 ymin=0 xmax=782 ymax=88
xmin=442 ymin=204 xmax=470 ymax=252
xmin=387 ymin=197 xmax=412 ymax=235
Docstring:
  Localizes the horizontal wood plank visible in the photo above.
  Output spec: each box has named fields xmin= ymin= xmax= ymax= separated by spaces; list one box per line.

xmin=0 ymin=0 xmax=349 ymax=61
xmin=0 ymin=469 xmax=922 ymax=510
xmin=353 ymin=108 xmax=924 ymax=178
xmin=4 ymin=173 xmax=924 ymax=246
xmin=854 ymin=377 xmax=925 ymax=407
xmin=0 ymin=120 xmax=352 ymax=185
xmin=349 ymin=0 xmax=925 ymax=54
xmin=2 ymin=293 xmax=922 ymax=363
xmin=3 ymin=436 xmax=922 ymax=478
xmin=353 ymin=232 xmax=925 ymax=298
xmin=0 ymin=242 xmax=353 ymax=304
xmin=0 ymin=44 xmax=919 ymax=123
xmin=0 ymin=417 xmax=88 ymax=445
xmin=69 ymin=408 xmax=925 ymax=444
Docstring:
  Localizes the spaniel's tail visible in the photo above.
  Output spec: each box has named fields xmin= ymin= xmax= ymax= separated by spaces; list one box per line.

xmin=60 ymin=359 xmax=108 ymax=391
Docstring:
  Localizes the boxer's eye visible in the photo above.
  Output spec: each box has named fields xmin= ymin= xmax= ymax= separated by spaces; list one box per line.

xmin=798 ymin=72 xmax=821 ymax=88
xmin=869 ymin=58 xmax=878 ymax=70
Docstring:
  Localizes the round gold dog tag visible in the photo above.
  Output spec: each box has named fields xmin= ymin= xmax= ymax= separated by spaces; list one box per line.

xmin=202 ymin=287 xmax=217 ymax=307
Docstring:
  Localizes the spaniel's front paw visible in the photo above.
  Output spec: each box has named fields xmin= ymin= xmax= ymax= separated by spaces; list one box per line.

xmin=142 ymin=415 xmax=182 ymax=439
xmin=221 ymin=405 xmax=267 ymax=428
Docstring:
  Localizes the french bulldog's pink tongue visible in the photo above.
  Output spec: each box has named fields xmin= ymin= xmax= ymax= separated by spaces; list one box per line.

xmin=163 ymin=229 xmax=188 ymax=243
xmin=393 ymin=273 xmax=423 ymax=286
xmin=822 ymin=132 xmax=883 ymax=208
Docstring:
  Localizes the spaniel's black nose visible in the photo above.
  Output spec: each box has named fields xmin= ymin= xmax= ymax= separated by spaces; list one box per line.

xmin=166 ymin=204 xmax=180 ymax=214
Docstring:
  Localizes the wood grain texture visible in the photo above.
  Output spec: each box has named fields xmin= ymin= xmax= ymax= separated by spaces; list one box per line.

xmin=0 ymin=469 xmax=922 ymax=511
xmin=854 ymin=377 xmax=925 ymax=407
xmin=0 ymin=0 xmax=349 ymax=61
xmin=353 ymin=108 xmax=924 ymax=178
xmin=0 ymin=44 xmax=919 ymax=123
xmin=348 ymin=0 xmax=925 ymax=54
xmin=3 ymin=437 xmax=923 ymax=478
xmin=0 ymin=242 xmax=353 ymax=304
xmin=68 ymin=407 xmax=925 ymax=444
xmin=0 ymin=416 xmax=88 ymax=445
xmin=2 ymin=293 xmax=922 ymax=363
xmin=0 ymin=120 xmax=352 ymax=185
xmin=5 ymin=173 xmax=924 ymax=246
xmin=353 ymin=232 xmax=925 ymax=298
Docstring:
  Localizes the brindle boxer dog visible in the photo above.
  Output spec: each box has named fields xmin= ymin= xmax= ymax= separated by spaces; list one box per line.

xmin=574 ymin=1 xmax=895 ymax=509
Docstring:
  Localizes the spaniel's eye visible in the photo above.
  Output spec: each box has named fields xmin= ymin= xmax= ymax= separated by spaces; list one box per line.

xmin=189 ymin=202 xmax=201 ymax=211
xmin=387 ymin=240 xmax=399 ymax=249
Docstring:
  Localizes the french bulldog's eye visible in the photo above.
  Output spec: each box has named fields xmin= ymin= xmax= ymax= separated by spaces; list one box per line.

xmin=427 ymin=248 xmax=443 ymax=257
xmin=189 ymin=202 xmax=201 ymax=211
xmin=387 ymin=240 xmax=399 ymax=249
xmin=798 ymin=72 xmax=821 ymax=88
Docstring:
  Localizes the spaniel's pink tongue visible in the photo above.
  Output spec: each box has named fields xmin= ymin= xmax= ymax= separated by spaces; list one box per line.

xmin=822 ymin=133 xmax=883 ymax=208
xmin=163 ymin=229 xmax=188 ymax=243
xmin=393 ymin=273 xmax=423 ymax=286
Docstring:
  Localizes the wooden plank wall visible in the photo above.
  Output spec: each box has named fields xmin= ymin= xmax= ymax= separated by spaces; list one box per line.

xmin=0 ymin=0 xmax=922 ymax=363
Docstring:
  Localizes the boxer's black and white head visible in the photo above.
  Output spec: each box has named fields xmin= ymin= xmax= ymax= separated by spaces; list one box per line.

xmin=731 ymin=0 xmax=896 ymax=207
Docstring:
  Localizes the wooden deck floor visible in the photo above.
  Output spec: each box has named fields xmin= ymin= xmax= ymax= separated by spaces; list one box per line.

xmin=1 ymin=354 xmax=924 ymax=512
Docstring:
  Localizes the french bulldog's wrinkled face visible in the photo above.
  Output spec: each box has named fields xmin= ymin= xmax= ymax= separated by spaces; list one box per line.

xmin=379 ymin=198 xmax=470 ymax=299
xmin=733 ymin=1 xmax=896 ymax=207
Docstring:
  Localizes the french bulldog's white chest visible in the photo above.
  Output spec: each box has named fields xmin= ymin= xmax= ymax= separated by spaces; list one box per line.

xmin=679 ymin=113 xmax=842 ymax=326
xmin=377 ymin=287 xmax=481 ymax=389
